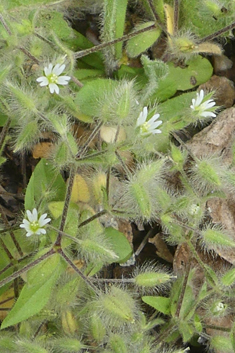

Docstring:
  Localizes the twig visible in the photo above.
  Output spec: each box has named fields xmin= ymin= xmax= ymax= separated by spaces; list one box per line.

xmin=54 ymin=164 xmax=76 ymax=247
xmin=199 ymin=21 xmax=235 ymax=43
xmin=0 ymin=205 xmax=23 ymax=257
xmin=173 ymin=0 xmax=180 ymax=34
xmin=74 ymin=24 xmax=157 ymax=59
xmin=0 ymin=248 xmax=55 ymax=289
xmin=58 ymin=249 xmax=98 ymax=292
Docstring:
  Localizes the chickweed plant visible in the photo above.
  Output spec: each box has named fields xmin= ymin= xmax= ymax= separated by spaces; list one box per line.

xmin=1 ymin=0 xmax=235 ymax=352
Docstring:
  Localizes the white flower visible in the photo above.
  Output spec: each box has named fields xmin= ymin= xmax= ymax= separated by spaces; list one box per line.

xmin=20 ymin=208 xmax=51 ymax=237
xmin=190 ymin=89 xmax=216 ymax=118
xmin=212 ymin=301 xmax=227 ymax=315
xmin=189 ymin=204 xmax=200 ymax=216
xmin=36 ymin=63 xmax=71 ymax=94
xmin=136 ymin=107 xmax=162 ymax=136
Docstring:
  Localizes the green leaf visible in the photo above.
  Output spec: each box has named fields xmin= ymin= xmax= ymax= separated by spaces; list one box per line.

xmin=159 ymin=92 xmax=195 ymax=122
xmin=151 ymin=56 xmax=213 ymax=102
xmin=48 ymin=201 xmax=64 ymax=219
xmin=0 ymin=114 xmax=8 ymax=127
xmin=75 ymin=78 xmax=118 ymax=117
xmin=126 ymin=22 xmax=161 ymax=58
xmin=26 ymin=251 xmax=64 ymax=285
xmin=14 ymin=120 xmax=39 ymax=152
xmin=142 ymin=296 xmax=171 ymax=315
xmin=170 ymin=277 xmax=183 ymax=317
xmin=0 ymin=156 xmax=6 ymax=166
xmin=104 ymin=227 xmax=132 ymax=263
xmin=211 ymin=335 xmax=233 ymax=353
xmin=222 ymin=267 xmax=235 ymax=286
xmin=141 ymin=55 xmax=169 ymax=82
xmin=115 ymin=65 xmax=147 ymax=88
xmin=168 ymin=56 xmax=213 ymax=91
xmin=25 ymin=158 xmax=66 ymax=210
xmin=194 ymin=314 xmax=203 ymax=333
xmin=73 ymin=68 xmax=104 ymax=81
xmin=230 ymin=321 xmax=235 ymax=352
xmin=36 ymin=10 xmax=73 ymax=40
xmin=1 ymin=253 xmax=66 ymax=329
xmin=178 ymin=322 xmax=194 ymax=343
xmin=5 ymin=0 xmax=57 ymax=9
xmin=101 ymin=0 xmax=128 ymax=60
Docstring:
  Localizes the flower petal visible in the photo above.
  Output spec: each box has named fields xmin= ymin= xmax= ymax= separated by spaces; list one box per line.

xmin=52 ymin=64 xmax=65 ymax=76
xmin=150 ymin=120 xmax=163 ymax=129
xmin=26 ymin=231 xmax=34 ymax=237
xmin=26 ymin=210 xmax=33 ymax=222
xmin=37 ymin=77 xmax=49 ymax=86
xmin=137 ymin=107 xmax=148 ymax=126
xmin=39 ymin=214 xmax=51 ymax=227
xmin=57 ymin=76 xmax=71 ymax=85
xmin=44 ymin=64 xmax=53 ymax=76
xmin=200 ymin=111 xmax=216 ymax=118
xmin=201 ymin=101 xmax=216 ymax=110
xmin=49 ymin=83 xmax=59 ymax=94
xmin=196 ymin=90 xmax=204 ymax=106
xmin=148 ymin=113 xmax=160 ymax=123
xmin=152 ymin=129 xmax=162 ymax=134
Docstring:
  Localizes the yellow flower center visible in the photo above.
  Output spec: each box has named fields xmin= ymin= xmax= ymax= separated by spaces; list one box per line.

xmin=30 ymin=221 xmax=40 ymax=232
xmin=140 ymin=122 xmax=150 ymax=134
xmin=48 ymin=73 xmax=58 ymax=84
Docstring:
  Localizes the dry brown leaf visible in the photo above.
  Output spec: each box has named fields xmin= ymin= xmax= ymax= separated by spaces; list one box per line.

xmin=148 ymin=233 xmax=173 ymax=263
xmin=32 ymin=142 xmax=54 ymax=159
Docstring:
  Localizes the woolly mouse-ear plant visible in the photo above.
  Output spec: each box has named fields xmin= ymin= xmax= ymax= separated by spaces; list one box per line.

xmin=2 ymin=0 xmax=235 ymax=352
xmin=114 ymin=159 xmax=165 ymax=220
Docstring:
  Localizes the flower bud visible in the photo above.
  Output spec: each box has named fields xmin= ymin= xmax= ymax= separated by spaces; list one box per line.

xmin=134 ymin=272 xmax=171 ymax=289
xmin=61 ymin=310 xmax=78 ymax=335
xmin=109 ymin=334 xmax=127 ymax=353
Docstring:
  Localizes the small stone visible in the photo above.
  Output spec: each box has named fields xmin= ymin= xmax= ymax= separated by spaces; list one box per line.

xmin=212 ymin=54 xmax=233 ymax=74
xmin=200 ymin=75 xmax=235 ymax=108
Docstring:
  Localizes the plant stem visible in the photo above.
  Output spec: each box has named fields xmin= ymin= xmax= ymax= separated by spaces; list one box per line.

xmin=0 ymin=239 xmax=13 ymax=261
xmin=58 ymin=249 xmax=98 ymax=292
xmin=0 ymin=205 xmax=23 ymax=257
xmin=0 ymin=13 xmax=12 ymax=35
xmin=0 ymin=248 xmax=55 ymax=289
xmin=204 ymin=324 xmax=231 ymax=332
xmin=71 ymin=76 xmax=83 ymax=88
xmin=0 ymin=117 xmax=10 ymax=152
xmin=74 ymin=24 xmax=157 ymax=59
xmin=173 ymin=0 xmax=180 ymax=34
xmin=147 ymin=0 xmax=168 ymax=34
xmin=115 ymin=150 xmax=131 ymax=179
xmin=175 ymin=258 xmax=191 ymax=317
xmin=134 ymin=229 xmax=154 ymax=257
xmin=76 ymin=121 xmax=103 ymax=158
xmin=18 ymin=47 xmax=40 ymax=64
xmin=54 ymin=164 xmax=76 ymax=247
xmin=78 ymin=210 xmax=107 ymax=228
xmin=199 ymin=21 xmax=235 ymax=42
xmin=0 ymin=263 xmax=12 ymax=277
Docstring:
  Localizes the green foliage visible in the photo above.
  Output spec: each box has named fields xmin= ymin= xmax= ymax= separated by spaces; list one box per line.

xmin=25 ymin=158 xmax=66 ymax=210
xmin=1 ymin=253 xmax=66 ymax=329
xmin=126 ymin=22 xmax=161 ymax=58
xmin=103 ymin=227 xmax=133 ymax=263
xmin=142 ymin=296 xmax=171 ymax=315
xmin=0 ymin=0 xmax=235 ymax=352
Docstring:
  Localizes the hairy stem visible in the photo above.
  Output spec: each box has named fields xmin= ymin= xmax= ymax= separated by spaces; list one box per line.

xmin=54 ymin=164 xmax=77 ymax=247
xmin=58 ymin=249 xmax=98 ymax=292
xmin=74 ymin=24 xmax=157 ymax=59
xmin=0 ymin=248 xmax=55 ymax=289
xmin=0 ymin=205 xmax=23 ymax=257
